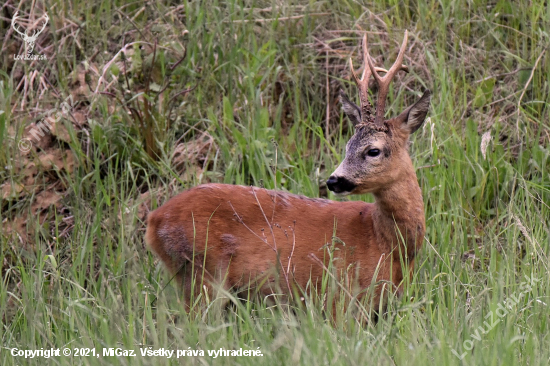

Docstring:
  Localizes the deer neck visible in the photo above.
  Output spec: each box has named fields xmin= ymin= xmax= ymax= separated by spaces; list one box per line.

xmin=371 ymin=160 xmax=425 ymax=259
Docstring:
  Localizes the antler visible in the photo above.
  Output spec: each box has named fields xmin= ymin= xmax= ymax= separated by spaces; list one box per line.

xmin=11 ymin=12 xmax=27 ymax=38
xmin=31 ymin=13 xmax=49 ymax=38
xmin=366 ymin=30 xmax=409 ymax=125
xmin=348 ymin=35 xmax=389 ymax=124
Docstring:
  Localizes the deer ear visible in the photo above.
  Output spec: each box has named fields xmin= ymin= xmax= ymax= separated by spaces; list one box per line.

xmin=396 ymin=90 xmax=431 ymax=134
xmin=339 ymin=90 xmax=362 ymax=126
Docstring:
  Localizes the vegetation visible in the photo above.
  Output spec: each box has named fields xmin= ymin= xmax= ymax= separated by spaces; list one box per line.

xmin=1 ymin=0 xmax=549 ymax=364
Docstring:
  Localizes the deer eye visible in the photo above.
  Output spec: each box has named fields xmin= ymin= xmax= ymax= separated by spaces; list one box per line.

xmin=366 ymin=149 xmax=381 ymax=157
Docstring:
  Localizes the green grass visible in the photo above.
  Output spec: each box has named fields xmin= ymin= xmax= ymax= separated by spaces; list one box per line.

xmin=1 ymin=0 xmax=550 ymax=365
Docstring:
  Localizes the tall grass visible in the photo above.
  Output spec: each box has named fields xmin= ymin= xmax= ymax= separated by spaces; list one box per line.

xmin=1 ymin=0 xmax=549 ymax=365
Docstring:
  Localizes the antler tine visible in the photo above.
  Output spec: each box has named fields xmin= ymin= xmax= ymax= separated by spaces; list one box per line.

xmin=348 ymin=34 xmax=389 ymax=124
xmin=32 ymin=13 xmax=49 ymax=37
xmin=366 ymin=30 xmax=409 ymax=125
xmin=11 ymin=11 xmax=27 ymax=37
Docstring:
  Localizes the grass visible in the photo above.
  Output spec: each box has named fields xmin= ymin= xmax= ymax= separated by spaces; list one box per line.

xmin=1 ymin=0 xmax=550 ymax=364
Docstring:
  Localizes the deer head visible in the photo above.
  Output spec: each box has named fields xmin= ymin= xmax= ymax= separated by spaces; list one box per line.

xmin=327 ymin=31 xmax=431 ymax=195
xmin=11 ymin=11 xmax=49 ymax=55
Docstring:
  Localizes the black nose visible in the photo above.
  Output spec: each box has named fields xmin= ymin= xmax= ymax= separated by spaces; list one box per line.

xmin=326 ymin=175 xmax=356 ymax=194
xmin=326 ymin=176 xmax=338 ymax=189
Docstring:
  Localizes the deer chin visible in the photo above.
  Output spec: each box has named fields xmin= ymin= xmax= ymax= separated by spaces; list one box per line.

xmin=331 ymin=190 xmax=352 ymax=197
xmin=351 ymin=183 xmax=379 ymax=194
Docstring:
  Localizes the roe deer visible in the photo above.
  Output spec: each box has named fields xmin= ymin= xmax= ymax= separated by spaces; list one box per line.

xmin=146 ymin=30 xmax=431 ymax=312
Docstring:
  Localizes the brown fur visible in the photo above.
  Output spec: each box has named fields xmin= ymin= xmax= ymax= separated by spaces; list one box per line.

xmin=146 ymin=177 xmax=423 ymax=306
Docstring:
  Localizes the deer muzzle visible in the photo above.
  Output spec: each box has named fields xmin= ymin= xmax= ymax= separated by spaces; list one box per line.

xmin=326 ymin=175 xmax=357 ymax=195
